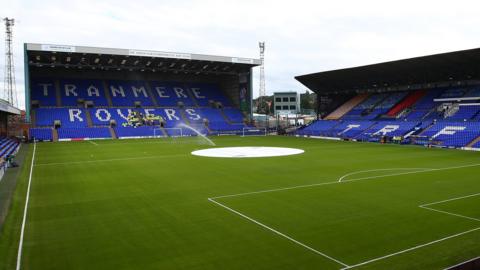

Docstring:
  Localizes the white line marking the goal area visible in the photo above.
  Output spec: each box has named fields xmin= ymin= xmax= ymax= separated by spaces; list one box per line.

xmin=419 ymin=192 xmax=480 ymax=222
xmin=343 ymin=193 xmax=480 ymax=269
xmin=209 ymin=163 xmax=480 ymax=269
xmin=87 ymin=140 xmax=98 ymax=146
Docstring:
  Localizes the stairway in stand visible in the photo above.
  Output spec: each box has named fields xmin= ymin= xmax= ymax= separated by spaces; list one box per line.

xmin=52 ymin=128 xmax=59 ymax=142
xmin=387 ymin=90 xmax=427 ymax=117
xmin=109 ymin=127 xmax=117 ymax=139
xmin=219 ymin=109 xmax=234 ymax=124
xmin=466 ymin=136 xmax=480 ymax=148
xmin=85 ymin=109 xmax=94 ymax=127
xmin=325 ymin=93 xmax=369 ymax=120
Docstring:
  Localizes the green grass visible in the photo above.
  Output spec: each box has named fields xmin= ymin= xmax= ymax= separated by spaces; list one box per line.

xmin=1 ymin=136 xmax=480 ymax=269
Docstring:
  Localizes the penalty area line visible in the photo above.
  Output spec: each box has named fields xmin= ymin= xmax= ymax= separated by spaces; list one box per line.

xmin=16 ymin=141 xmax=36 ymax=270
xmin=337 ymin=168 xmax=432 ymax=182
xmin=210 ymin=164 xmax=480 ymax=269
xmin=211 ymin=162 xmax=480 ymax=200
xmin=208 ymin=197 xmax=350 ymax=268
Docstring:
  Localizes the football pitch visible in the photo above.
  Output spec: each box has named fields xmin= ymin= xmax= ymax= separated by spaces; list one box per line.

xmin=1 ymin=136 xmax=479 ymax=270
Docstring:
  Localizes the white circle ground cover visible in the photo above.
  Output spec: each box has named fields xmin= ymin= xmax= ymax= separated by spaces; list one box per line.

xmin=191 ymin=146 xmax=304 ymax=158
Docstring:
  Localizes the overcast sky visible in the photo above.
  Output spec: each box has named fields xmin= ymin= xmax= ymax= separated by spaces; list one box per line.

xmin=2 ymin=0 xmax=480 ymax=109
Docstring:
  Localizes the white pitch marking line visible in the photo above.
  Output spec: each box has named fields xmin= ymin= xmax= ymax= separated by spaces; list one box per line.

xmin=419 ymin=206 xmax=480 ymax=222
xmin=341 ymin=227 xmax=480 ymax=270
xmin=208 ymin=198 xmax=350 ymax=268
xmin=16 ymin=141 xmax=36 ymax=270
xmin=443 ymin=256 xmax=480 ymax=270
xmin=211 ymin=162 xmax=480 ymax=200
xmin=34 ymin=153 xmax=187 ymax=167
xmin=419 ymin=192 xmax=480 ymax=222
xmin=420 ymin=192 xmax=480 ymax=207
xmin=345 ymin=193 xmax=480 ymax=268
xmin=210 ymin=163 xmax=480 ymax=269
xmin=338 ymin=168 xmax=431 ymax=182
xmin=87 ymin=140 xmax=98 ymax=146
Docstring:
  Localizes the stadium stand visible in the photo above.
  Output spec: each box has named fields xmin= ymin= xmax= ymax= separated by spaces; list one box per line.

xmin=297 ymin=84 xmax=480 ymax=149
xmin=222 ymin=108 xmax=245 ymax=123
xmin=419 ymin=121 xmax=480 ymax=147
xmin=325 ymin=93 xmax=369 ymax=120
xmin=187 ymin=83 xmax=231 ymax=106
xmin=30 ymin=78 xmax=247 ymax=140
xmin=59 ymin=79 xmax=108 ymax=106
xmin=342 ymin=93 xmax=390 ymax=120
xmin=356 ymin=121 xmax=420 ymax=141
xmin=464 ymin=87 xmax=480 ymax=97
xmin=35 ymin=108 xmax=88 ymax=128
xmin=57 ymin=128 xmax=111 ymax=140
xmin=329 ymin=120 xmax=375 ymax=138
xmin=471 ymin=140 xmax=480 ymax=148
xmin=0 ymin=137 xmax=20 ymax=160
xmin=446 ymin=105 xmax=480 ymax=120
xmin=402 ymin=89 xmax=444 ymax=120
xmin=30 ymin=79 xmax=57 ymax=106
xmin=387 ymin=90 xmax=426 ymax=117
xmin=296 ymin=120 xmax=339 ymax=136
xmin=149 ymin=82 xmax=195 ymax=107
xmin=107 ymin=80 xmax=154 ymax=106
xmin=30 ymin=128 xmax=53 ymax=141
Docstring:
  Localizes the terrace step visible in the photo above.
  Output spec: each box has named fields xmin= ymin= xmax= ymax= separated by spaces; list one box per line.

xmin=109 ymin=127 xmax=117 ymax=139
xmin=186 ymin=84 xmax=200 ymax=107
xmin=85 ymin=109 xmax=94 ymax=127
xmin=418 ymin=122 xmax=435 ymax=136
xmin=52 ymin=128 xmax=58 ymax=142
xmin=387 ymin=90 xmax=427 ymax=117
xmin=145 ymin=82 xmax=159 ymax=107
xmin=466 ymin=135 xmax=480 ymax=148
xmin=103 ymin=80 xmax=113 ymax=107
xmin=219 ymin=109 xmax=234 ymax=124
xmin=325 ymin=93 xmax=369 ymax=120
xmin=179 ymin=109 xmax=191 ymax=125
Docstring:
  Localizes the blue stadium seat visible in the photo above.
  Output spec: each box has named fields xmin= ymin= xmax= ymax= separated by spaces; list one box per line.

xmin=187 ymin=83 xmax=231 ymax=106
xmin=420 ymin=122 xmax=480 ymax=147
xmin=59 ymin=79 xmax=108 ymax=106
xmin=447 ymin=105 xmax=480 ymax=120
xmin=30 ymin=128 xmax=53 ymax=141
xmin=149 ymin=81 xmax=195 ymax=106
xmin=223 ymin=108 xmax=244 ymax=123
xmin=31 ymin=78 xmax=57 ymax=106
xmin=57 ymin=128 xmax=111 ymax=140
xmin=296 ymin=120 xmax=339 ymax=136
xmin=35 ymin=108 xmax=88 ymax=128
xmin=107 ymin=80 xmax=154 ymax=106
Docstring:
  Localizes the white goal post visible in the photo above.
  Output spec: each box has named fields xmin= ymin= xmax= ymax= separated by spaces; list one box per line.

xmin=242 ymin=127 xmax=267 ymax=137
xmin=153 ymin=128 xmax=183 ymax=137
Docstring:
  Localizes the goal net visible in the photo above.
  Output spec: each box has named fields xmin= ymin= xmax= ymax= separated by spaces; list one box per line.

xmin=153 ymin=128 xmax=183 ymax=137
xmin=242 ymin=127 xmax=267 ymax=137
